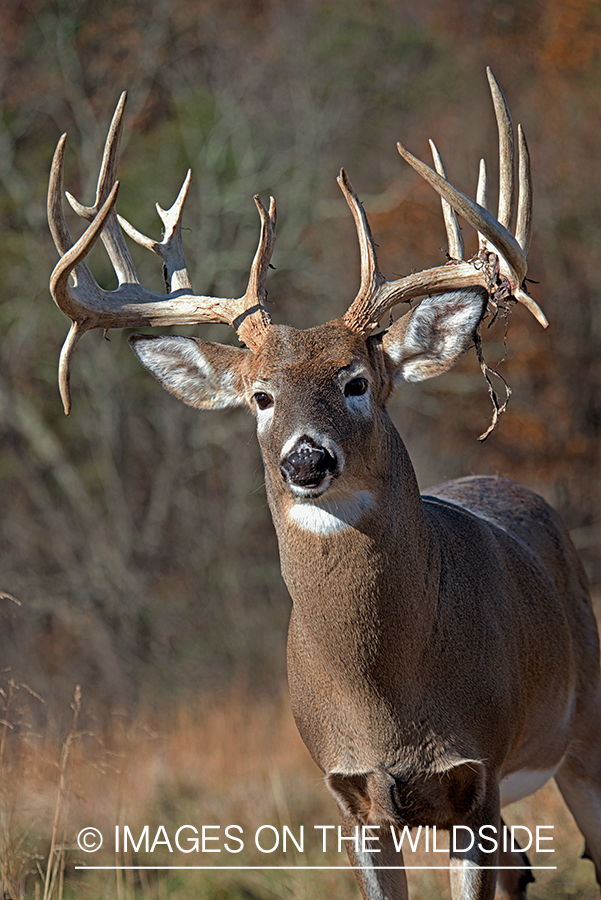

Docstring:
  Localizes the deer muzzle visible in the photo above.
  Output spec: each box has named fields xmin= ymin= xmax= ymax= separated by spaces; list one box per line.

xmin=279 ymin=436 xmax=339 ymax=492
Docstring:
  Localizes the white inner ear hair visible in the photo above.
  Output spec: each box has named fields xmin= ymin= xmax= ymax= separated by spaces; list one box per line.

xmin=404 ymin=290 xmax=484 ymax=362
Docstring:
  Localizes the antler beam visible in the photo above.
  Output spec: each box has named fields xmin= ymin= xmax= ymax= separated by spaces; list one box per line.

xmin=47 ymin=92 xmax=275 ymax=414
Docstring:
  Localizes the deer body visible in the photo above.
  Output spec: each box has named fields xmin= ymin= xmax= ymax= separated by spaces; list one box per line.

xmin=284 ymin=476 xmax=586 ymax=790
xmin=47 ymin=72 xmax=601 ymax=899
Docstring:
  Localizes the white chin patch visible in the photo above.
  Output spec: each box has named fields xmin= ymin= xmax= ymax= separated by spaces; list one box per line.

xmin=288 ymin=491 xmax=375 ymax=535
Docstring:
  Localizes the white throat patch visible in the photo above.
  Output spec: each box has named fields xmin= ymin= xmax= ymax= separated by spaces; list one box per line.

xmin=288 ymin=490 xmax=375 ymax=535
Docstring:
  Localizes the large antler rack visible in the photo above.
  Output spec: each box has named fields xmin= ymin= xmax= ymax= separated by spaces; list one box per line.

xmin=47 ymin=92 xmax=276 ymax=414
xmin=341 ymin=68 xmax=546 ymax=335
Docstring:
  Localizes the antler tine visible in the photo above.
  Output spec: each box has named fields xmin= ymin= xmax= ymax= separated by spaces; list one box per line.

xmin=47 ymin=133 xmax=107 ymax=291
xmin=93 ymin=91 xmax=127 ymax=210
xmin=487 ymin=67 xmax=515 ymax=231
xmin=118 ymin=169 xmax=194 ymax=291
xmin=429 ymin=140 xmax=464 ymax=261
xmin=248 ymin=196 xmax=277 ymax=298
xmin=65 ymin=92 xmax=138 ymax=286
xmin=228 ymin=194 xmax=275 ymax=350
xmin=58 ymin=321 xmax=84 ymax=417
xmin=337 ymin=169 xmax=386 ymax=332
xmin=476 ymin=159 xmax=488 ymax=210
xmin=48 ymin=134 xmax=73 ymax=257
xmin=514 ymin=126 xmax=543 ymax=325
xmin=515 ymin=124 xmax=533 ymax=256
xmin=476 ymin=158 xmax=489 ymax=253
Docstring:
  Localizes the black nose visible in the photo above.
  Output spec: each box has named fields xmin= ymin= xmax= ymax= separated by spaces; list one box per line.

xmin=280 ymin=437 xmax=337 ymax=487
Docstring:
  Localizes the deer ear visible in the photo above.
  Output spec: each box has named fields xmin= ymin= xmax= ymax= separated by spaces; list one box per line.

xmin=381 ymin=289 xmax=486 ymax=384
xmin=129 ymin=335 xmax=252 ymax=409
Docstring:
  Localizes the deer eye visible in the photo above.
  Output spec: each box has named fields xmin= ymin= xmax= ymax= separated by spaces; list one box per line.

xmin=253 ymin=391 xmax=274 ymax=410
xmin=344 ymin=377 xmax=368 ymax=397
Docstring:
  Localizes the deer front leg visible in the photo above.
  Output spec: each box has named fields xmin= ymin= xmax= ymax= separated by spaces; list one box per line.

xmin=495 ymin=816 xmax=535 ymax=900
xmin=337 ymin=808 xmax=409 ymax=900
xmin=449 ymin=791 xmax=501 ymax=900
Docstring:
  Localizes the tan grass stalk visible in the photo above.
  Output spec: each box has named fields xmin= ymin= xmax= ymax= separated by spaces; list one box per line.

xmin=42 ymin=685 xmax=82 ymax=900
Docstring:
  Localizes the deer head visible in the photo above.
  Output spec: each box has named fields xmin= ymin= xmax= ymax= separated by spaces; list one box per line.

xmin=48 ymin=69 xmax=544 ymax=423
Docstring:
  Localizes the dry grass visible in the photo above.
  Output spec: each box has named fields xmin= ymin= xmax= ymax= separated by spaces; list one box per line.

xmin=0 ymin=684 xmax=599 ymax=899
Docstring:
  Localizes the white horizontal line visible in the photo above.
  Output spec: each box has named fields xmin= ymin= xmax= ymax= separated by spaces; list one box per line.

xmin=75 ymin=865 xmax=557 ymax=871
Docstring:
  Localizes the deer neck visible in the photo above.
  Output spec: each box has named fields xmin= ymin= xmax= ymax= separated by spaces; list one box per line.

xmin=264 ymin=418 xmax=439 ymax=652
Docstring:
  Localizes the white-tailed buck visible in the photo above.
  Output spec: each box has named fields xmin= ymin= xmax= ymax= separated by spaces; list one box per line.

xmin=48 ymin=70 xmax=600 ymax=899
